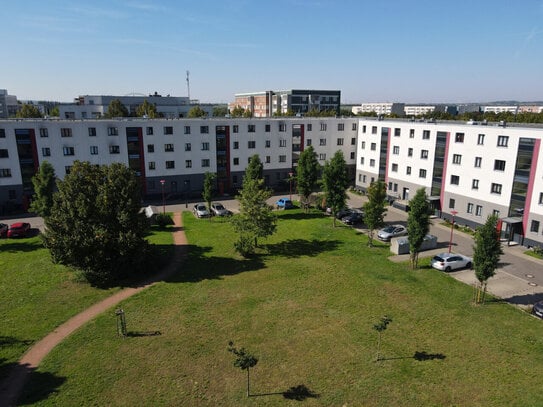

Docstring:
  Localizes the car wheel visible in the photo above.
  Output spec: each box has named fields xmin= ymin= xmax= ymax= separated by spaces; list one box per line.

xmin=466 ymin=262 xmax=472 ymax=269
xmin=445 ymin=266 xmax=451 ymax=272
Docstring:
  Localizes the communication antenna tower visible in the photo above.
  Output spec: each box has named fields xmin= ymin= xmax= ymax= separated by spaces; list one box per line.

xmin=186 ymin=70 xmax=190 ymax=101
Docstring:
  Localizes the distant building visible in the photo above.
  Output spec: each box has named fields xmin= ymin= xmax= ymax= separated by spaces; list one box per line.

xmin=351 ymin=103 xmax=405 ymax=116
xmin=483 ymin=105 xmax=519 ymax=114
xmin=58 ymin=93 xmax=212 ymax=119
xmin=518 ymin=105 xmax=543 ymax=114
xmin=457 ymin=104 xmax=481 ymax=115
xmin=0 ymin=89 xmax=19 ymax=118
xmin=230 ymin=89 xmax=341 ymax=117
xmin=404 ymin=105 xmax=436 ymax=116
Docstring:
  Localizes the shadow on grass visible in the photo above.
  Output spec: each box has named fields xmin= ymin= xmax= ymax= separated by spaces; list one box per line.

xmin=276 ymin=212 xmax=326 ymax=221
xmin=499 ymin=292 xmax=543 ymax=306
xmin=0 ymin=362 xmax=66 ymax=406
xmin=0 ymin=239 xmax=44 ymax=253
xmin=379 ymin=351 xmax=446 ymax=362
xmin=250 ymin=384 xmax=320 ymax=401
xmin=0 ymin=336 xmax=35 ymax=380
xmin=126 ymin=331 xmax=162 ymax=337
xmin=263 ymin=239 xmax=341 ymax=258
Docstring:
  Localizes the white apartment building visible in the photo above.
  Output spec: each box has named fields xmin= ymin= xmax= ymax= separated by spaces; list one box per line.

xmin=483 ymin=106 xmax=519 ymax=114
xmin=351 ymin=103 xmax=405 ymax=116
xmin=404 ymin=105 xmax=436 ymax=116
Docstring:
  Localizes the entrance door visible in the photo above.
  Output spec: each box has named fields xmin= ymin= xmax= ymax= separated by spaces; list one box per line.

xmin=402 ymin=188 xmax=410 ymax=200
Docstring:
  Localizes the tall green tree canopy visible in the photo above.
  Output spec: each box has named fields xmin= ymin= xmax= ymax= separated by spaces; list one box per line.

xmin=105 ymin=99 xmax=129 ymax=118
xmin=202 ymin=172 xmax=216 ymax=214
xmin=230 ymin=105 xmax=245 ymax=117
xmin=296 ymin=146 xmax=320 ymax=210
xmin=321 ymin=151 xmax=349 ymax=226
xmin=135 ymin=99 xmax=158 ymax=118
xmin=16 ymin=104 xmax=43 ymax=118
xmin=363 ymin=181 xmax=387 ymax=246
xmin=43 ymin=161 xmax=150 ymax=286
xmin=407 ymin=188 xmax=430 ymax=268
xmin=29 ymin=161 xmax=56 ymax=218
xmin=244 ymin=154 xmax=263 ymax=182
xmin=212 ymin=105 xmax=228 ymax=117
xmin=187 ymin=105 xmax=208 ymax=118
xmin=473 ymin=215 xmax=503 ymax=303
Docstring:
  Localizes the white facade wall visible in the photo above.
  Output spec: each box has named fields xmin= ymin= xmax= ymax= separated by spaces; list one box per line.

xmin=483 ymin=106 xmax=518 ymax=114
xmin=404 ymin=105 xmax=435 ymax=116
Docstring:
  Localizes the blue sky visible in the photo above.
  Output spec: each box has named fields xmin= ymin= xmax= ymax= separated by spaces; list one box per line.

xmin=2 ymin=0 xmax=543 ymax=104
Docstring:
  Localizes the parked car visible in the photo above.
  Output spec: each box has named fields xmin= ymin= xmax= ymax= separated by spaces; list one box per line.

xmin=342 ymin=210 xmax=364 ymax=225
xmin=276 ymin=198 xmax=294 ymax=209
xmin=532 ymin=300 xmax=543 ymax=319
xmin=377 ymin=224 xmax=407 ymax=241
xmin=0 ymin=223 xmax=8 ymax=238
xmin=336 ymin=208 xmax=354 ymax=219
xmin=430 ymin=252 xmax=473 ymax=272
xmin=193 ymin=203 xmax=210 ymax=218
xmin=7 ymin=222 xmax=31 ymax=238
xmin=210 ymin=202 xmax=231 ymax=217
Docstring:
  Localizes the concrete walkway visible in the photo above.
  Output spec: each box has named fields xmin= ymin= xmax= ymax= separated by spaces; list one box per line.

xmin=0 ymin=213 xmax=188 ymax=407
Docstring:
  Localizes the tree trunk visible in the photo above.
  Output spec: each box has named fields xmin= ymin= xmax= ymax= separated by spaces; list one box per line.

xmin=246 ymin=368 xmax=250 ymax=397
xmin=376 ymin=332 xmax=381 ymax=361
xmin=368 ymin=231 xmax=373 ymax=247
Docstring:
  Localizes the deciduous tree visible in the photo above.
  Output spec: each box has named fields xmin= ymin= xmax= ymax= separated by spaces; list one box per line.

xmin=244 ymin=154 xmax=263 ymax=182
xmin=321 ymin=151 xmax=349 ymax=227
xmin=407 ymin=188 xmax=430 ymax=269
xmin=212 ymin=105 xmax=228 ymax=117
xmin=363 ymin=181 xmax=387 ymax=246
xmin=228 ymin=341 xmax=258 ymax=397
xmin=135 ymin=99 xmax=158 ymax=118
xmin=29 ymin=161 xmax=56 ymax=218
xmin=230 ymin=105 xmax=245 ymax=117
xmin=296 ymin=146 xmax=320 ymax=211
xmin=373 ymin=315 xmax=392 ymax=361
xmin=104 ymin=99 xmax=129 ymax=118
xmin=16 ymin=104 xmax=43 ymax=118
xmin=202 ymin=172 xmax=216 ymax=217
xmin=187 ymin=105 xmax=207 ymax=118
xmin=473 ymin=215 xmax=503 ymax=304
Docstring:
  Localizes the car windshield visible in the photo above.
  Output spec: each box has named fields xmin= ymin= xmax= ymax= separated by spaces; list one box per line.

xmin=215 ymin=204 xmax=224 ymax=210
xmin=433 ymin=256 xmax=445 ymax=262
xmin=382 ymin=226 xmax=395 ymax=233
xmin=197 ymin=205 xmax=206 ymax=210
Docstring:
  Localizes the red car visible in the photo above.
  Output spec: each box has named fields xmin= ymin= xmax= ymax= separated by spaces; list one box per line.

xmin=7 ymin=222 xmax=31 ymax=238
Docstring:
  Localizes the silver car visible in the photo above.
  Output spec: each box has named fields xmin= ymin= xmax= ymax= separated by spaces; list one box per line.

xmin=431 ymin=252 xmax=473 ymax=272
xmin=377 ymin=224 xmax=407 ymax=241
xmin=210 ymin=202 xmax=231 ymax=217
xmin=193 ymin=203 xmax=210 ymax=218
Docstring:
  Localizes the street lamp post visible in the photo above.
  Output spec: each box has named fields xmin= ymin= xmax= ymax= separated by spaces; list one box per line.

xmin=160 ymin=179 xmax=166 ymax=214
xmin=288 ymin=172 xmax=294 ymax=201
xmin=448 ymin=210 xmax=458 ymax=253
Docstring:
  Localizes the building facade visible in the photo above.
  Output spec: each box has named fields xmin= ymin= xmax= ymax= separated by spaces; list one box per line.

xmin=351 ymin=103 xmax=405 ymax=116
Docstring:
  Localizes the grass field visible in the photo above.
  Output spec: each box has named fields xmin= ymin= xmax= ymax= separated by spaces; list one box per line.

xmin=16 ymin=210 xmax=543 ymax=406
xmin=0 ymin=224 xmax=174 ymax=382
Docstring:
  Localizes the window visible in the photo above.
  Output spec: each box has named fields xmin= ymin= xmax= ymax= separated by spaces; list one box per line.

xmin=370 ymin=159 xmax=376 ymax=167
xmin=166 ymin=161 xmax=176 ymax=169
xmin=472 ymin=179 xmax=479 ymax=190
xmin=265 ymin=124 xmax=271 ymax=132
xmin=388 ymin=182 xmax=393 ymax=190
xmin=279 ymin=123 xmax=287 ymax=132
xmin=337 ymin=138 xmax=344 ymax=146
xmin=492 ymin=209 xmax=500 ymax=216
xmin=320 ymin=123 xmax=327 ymax=131
xmin=146 ymin=127 xmax=154 ymax=135
xmin=265 ymin=140 xmax=271 ymax=148
xmin=338 ymin=123 xmax=344 ymax=131
xmin=61 ymin=128 xmax=72 ymax=137
xmin=164 ymin=144 xmax=174 ymax=152
xmin=164 ymin=126 xmax=173 ymax=135
xmin=406 ymin=166 xmax=411 ymax=175
xmin=0 ymin=168 xmax=11 ymax=177
xmin=539 ymin=192 xmax=543 ymax=205
xmin=8 ymin=189 xmax=15 ymax=199
xmin=248 ymin=124 xmax=255 ymax=132
xmin=394 ymin=183 xmax=398 ymax=192
xmin=494 ymin=160 xmax=506 ymax=171
xmin=233 ymin=157 xmax=239 ymax=165
xmin=497 ymin=136 xmax=509 ymax=147
xmin=362 ymin=125 xmax=367 ymax=133
xmin=351 ymin=137 xmax=356 ymax=145
xmin=409 ymin=129 xmax=415 ymax=138
xmin=455 ymin=132 xmax=464 ymax=143
xmin=202 ymin=159 xmax=210 ymax=167
xmin=147 ymin=144 xmax=154 ymax=153
xmin=361 ymin=141 xmax=366 ymax=149
xmin=319 ymin=153 xmax=326 ymax=161
xmin=233 ymin=125 xmax=239 ymax=133
xmin=421 ymin=150 xmax=428 ymax=159
xmin=394 ymin=128 xmax=401 ymax=137
xmin=408 ymin=148 xmax=413 ymax=157
xmin=248 ymin=141 xmax=256 ymax=149
xmin=491 ymin=183 xmax=502 ymax=194
xmin=360 ymin=157 xmax=365 ymax=165
xmin=201 ymin=142 xmax=209 ymax=151
xmin=476 ymin=205 xmax=483 ymax=216
xmin=307 ymin=124 xmax=312 ymax=131
xmin=531 ymin=220 xmax=540 ymax=233
xmin=474 ymin=157 xmax=482 ymax=168
xmin=391 ymin=163 xmax=398 ymax=172
xmin=148 ymin=161 xmax=155 ymax=170
xmin=352 ymin=123 xmax=357 ymax=131
xmin=108 ymin=127 xmax=118 ymax=136
xmin=419 ymin=169 xmax=427 ymax=178
xmin=350 ymin=152 xmax=355 ymax=159
xmin=232 ymin=175 xmax=238 ymax=184
xmin=363 ymin=175 xmax=367 ymax=183
xmin=393 ymin=146 xmax=400 ymax=155
xmin=307 ymin=139 xmax=312 ymax=146
xmin=449 ymin=198 xmax=455 ymax=209
xmin=0 ymin=149 xmax=8 ymax=158
xmin=279 ymin=155 xmax=287 ymax=162
xmin=65 ymin=166 xmax=72 ymax=174
xmin=63 ymin=146 xmax=74 ymax=156
xmin=452 ymin=154 xmax=462 ymax=164
xmin=233 ymin=141 xmax=239 ymax=149
xmin=423 ymin=130 xmax=430 ymax=140
xmin=42 ymin=147 xmax=51 ymax=156
xmin=265 ymin=156 xmax=270 ymax=163
xmin=477 ymin=134 xmax=485 ymax=145
xmin=109 ymin=145 xmax=120 ymax=154
xmin=184 ymin=160 xmax=191 ymax=168
xmin=450 ymin=175 xmax=460 ymax=185
xmin=200 ymin=126 xmax=209 ymax=134
xmin=320 ymin=138 xmax=326 ymax=146
xmin=0 ymin=129 xmax=5 ymax=138
xmin=372 ymin=126 xmax=377 ymax=134
xmin=90 ymin=146 xmax=98 ymax=155
xmin=279 ymin=139 xmax=287 ymax=147
xmin=370 ymin=143 xmax=376 ymax=151
xmin=40 ymin=128 xmax=48 ymax=137
xmin=185 ymin=143 xmax=191 ymax=151
xmin=467 ymin=203 xmax=474 ymax=214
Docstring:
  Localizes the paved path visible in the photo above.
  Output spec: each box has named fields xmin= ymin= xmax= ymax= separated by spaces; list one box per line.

xmin=0 ymin=213 xmax=188 ymax=407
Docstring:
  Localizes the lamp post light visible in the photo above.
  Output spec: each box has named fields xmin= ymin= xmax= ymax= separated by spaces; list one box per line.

xmin=448 ymin=210 xmax=458 ymax=253
xmin=288 ymin=171 xmax=294 ymax=201
xmin=160 ymin=179 xmax=166 ymax=214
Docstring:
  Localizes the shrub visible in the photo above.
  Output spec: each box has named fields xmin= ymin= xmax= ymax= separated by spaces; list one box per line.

xmin=155 ymin=213 xmax=174 ymax=228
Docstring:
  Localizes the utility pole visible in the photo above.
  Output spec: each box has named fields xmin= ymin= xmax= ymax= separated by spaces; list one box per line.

xmin=186 ymin=70 xmax=190 ymax=101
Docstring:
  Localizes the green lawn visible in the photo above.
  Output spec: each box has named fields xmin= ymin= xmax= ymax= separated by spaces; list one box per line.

xmin=18 ymin=211 xmax=543 ymax=406
xmin=0 ymin=225 xmax=174 ymax=381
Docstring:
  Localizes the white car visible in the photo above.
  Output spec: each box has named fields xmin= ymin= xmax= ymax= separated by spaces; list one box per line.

xmin=377 ymin=224 xmax=407 ymax=241
xmin=193 ymin=203 xmax=210 ymax=218
xmin=210 ymin=202 xmax=231 ymax=217
xmin=431 ymin=252 xmax=473 ymax=272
